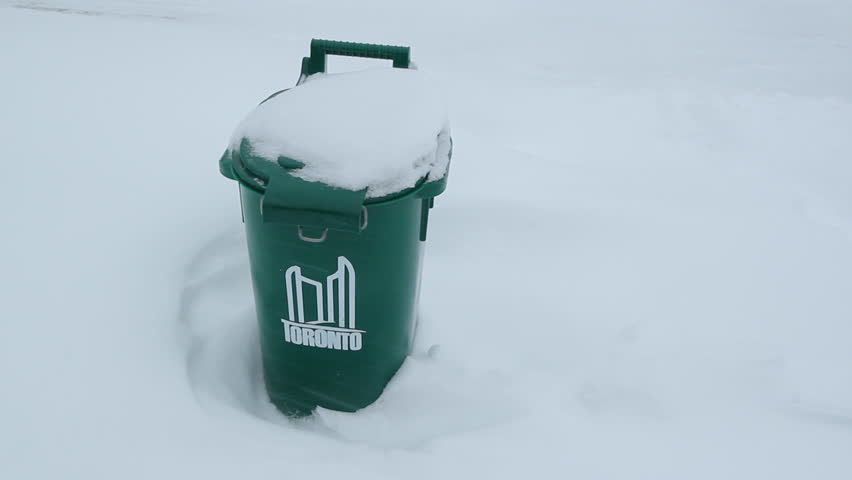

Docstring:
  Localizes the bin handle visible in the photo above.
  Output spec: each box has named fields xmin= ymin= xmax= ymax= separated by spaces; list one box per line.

xmin=300 ymin=39 xmax=410 ymax=78
xmin=296 ymin=207 xmax=368 ymax=243
xmin=298 ymin=227 xmax=328 ymax=243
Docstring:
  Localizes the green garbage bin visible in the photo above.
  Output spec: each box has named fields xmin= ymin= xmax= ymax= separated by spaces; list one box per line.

xmin=219 ymin=40 xmax=451 ymax=417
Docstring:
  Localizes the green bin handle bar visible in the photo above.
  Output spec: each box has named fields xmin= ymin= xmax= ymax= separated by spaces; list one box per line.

xmin=300 ymin=39 xmax=410 ymax=79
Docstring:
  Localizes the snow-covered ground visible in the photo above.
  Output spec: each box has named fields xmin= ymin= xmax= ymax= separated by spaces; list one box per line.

xmin=2 ymin=0 xmax=851 ymax=478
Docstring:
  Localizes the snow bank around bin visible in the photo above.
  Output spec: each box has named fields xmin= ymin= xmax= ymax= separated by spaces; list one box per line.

xmin=314 ymin=351 xmax=524 ymax=449
xmin=229 ymin=68 xmax=451 ymax=198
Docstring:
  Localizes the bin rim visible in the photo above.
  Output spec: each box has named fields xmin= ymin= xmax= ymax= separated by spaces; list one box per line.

xmin=220 ymin=141 xmax=449 ymax=207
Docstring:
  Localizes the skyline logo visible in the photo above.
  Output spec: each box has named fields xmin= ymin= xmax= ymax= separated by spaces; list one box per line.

xmin=281 ymin=256 xmax=364 ymax=351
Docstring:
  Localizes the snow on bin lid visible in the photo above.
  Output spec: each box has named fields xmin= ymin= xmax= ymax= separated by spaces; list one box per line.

xmin=229 ymin=67 xmax=451 ymax=199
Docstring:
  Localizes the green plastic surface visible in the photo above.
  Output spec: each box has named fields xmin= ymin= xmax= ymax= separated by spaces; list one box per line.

xmin=219 ymin=39 xmax=450 ymax=416
xmin=240 ymin=184 xmax=426 ymax=415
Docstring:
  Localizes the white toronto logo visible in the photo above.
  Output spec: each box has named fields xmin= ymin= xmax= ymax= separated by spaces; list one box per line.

xmin=281 ymin=256 xmax=364 ymax=351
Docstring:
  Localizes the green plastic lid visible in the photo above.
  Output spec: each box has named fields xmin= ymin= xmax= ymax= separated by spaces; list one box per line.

xmin=220 ymin=39 xmax=450 ymax=232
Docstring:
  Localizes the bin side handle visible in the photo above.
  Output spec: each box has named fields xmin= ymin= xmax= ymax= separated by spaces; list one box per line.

xmin=413 ymin=138 xmax=452 ymax=200
xmin=261 ymin=170 xmax=368 ymax=233
xmin=219 ymin=149 xmax=237 ymax=180
xmin=300 ymin=39 xmax=410 ymax=78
